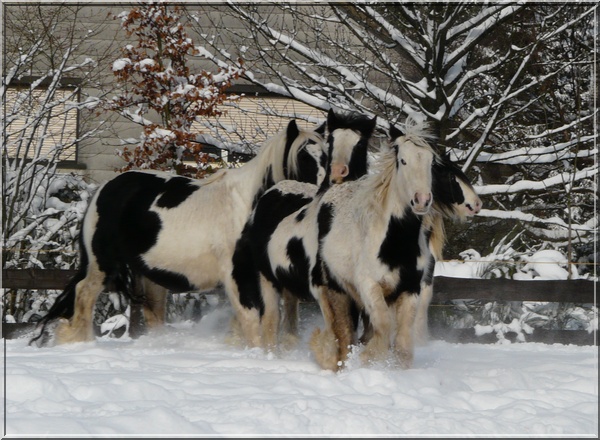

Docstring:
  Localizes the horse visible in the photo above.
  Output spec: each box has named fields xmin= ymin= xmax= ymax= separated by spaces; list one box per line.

xmin=351 ymin=152 xmax=482 ymax=351
xmin=126 ymin=109 xmax=376 ymax=344
xmin=412 ymin=152 xmax=482 ymax=344
xmin=275 ymin=150 xmax=483 ymax=355
xmin=308 ymin=120 xmax=438 ymax=371
xmin=230 ymin=110 xmax=377 ymax=348
xmin=29 ymin=119 xmax=329 ymax=347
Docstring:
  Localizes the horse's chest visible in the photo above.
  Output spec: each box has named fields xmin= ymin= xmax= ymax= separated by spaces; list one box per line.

xmin=377 ymin=214 xmax=424 ymax=271
xmin=375 ymin=213 xmax=427 ymax=296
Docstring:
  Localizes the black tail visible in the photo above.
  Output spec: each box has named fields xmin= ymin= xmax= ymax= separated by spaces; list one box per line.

xmin=29 ymin=235 xmax=89 ymax=346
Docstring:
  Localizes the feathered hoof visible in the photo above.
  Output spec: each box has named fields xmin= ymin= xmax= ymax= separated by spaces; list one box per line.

xmin=412 ymin=324 xmax=430 ymax=347
xmin=359 ymin=338 xmax=388 ymax=365
xmin=224 ymin=317 xmax=245 ymax=348
xmin=393 ymin=347 xmax=414 ymax=370
xmin=309 ymin=327 xmax=341 ymax=371
xmin=53 ymin=318 xmax=95 ymax=345
xmin=280 ymin=332 xmax=300 ymax=351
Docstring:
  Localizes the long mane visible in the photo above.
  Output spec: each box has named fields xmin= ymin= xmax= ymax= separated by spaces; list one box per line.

xmin=285 ymin=129 xmax=325 ymax=181
xmin=200 ymin=124 xmax=324 ymax=187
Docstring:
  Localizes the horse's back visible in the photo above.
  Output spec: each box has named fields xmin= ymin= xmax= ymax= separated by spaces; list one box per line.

xmin=85 ymin=171 xmax=205 ymax=289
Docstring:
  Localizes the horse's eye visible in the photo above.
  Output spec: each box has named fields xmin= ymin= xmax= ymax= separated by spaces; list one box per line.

xmin=400 ymin=158 xmax=407 ymax=165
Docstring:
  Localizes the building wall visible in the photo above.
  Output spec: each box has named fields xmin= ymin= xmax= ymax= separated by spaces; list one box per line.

xmin=4 ymin=4 xmax=401 ymax=185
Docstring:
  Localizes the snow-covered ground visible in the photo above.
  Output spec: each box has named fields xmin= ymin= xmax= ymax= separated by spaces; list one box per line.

xmin=4 ymin=300 xmax=598 ymax=437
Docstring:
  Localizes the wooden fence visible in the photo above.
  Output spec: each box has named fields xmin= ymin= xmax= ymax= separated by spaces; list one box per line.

xmin=2 ymin=268 xmax=597 ymax=345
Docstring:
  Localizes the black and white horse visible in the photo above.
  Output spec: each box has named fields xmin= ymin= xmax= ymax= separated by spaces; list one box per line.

xmin=308 ymin=120 xmax=437 ymax=370
xmin=350 ymin=152 xmax=482 ymax=355
xmin=230 ymin=110 xmax=377 ymax=348
xmin=30 ymin=120 xmax=329 ymax=346
xmin=283 ymin=151 xmax=483 ymax=358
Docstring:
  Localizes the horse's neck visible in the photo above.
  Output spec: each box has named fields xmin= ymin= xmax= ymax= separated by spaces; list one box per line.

xmin=356 ymin=174 xmax=411 ymax=230
xmin=227 ymin=157 xmax=275 ymax=206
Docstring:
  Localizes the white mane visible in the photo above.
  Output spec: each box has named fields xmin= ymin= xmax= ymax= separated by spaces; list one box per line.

xmin=285 ymin=130 xmax=325 ymax=182
xmin=403 ymin=115 xmax=435 ymax=144
xmin=199 ymin=125 xmax=324 ymax=188
xmin=250 ymin=126 xmax=324 ymax=184
xmin=355 ymin=119 xmax=437 ymax=227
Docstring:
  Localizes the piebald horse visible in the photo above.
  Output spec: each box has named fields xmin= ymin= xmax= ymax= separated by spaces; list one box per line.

xmin=309 ymin=120 xmax=438 ymax=370
xmin=234 ymin=118 xmax=436 ymax=369
xmin=230 ymin=110 xmax=377 ymax=348
xmin=283 ymin=152 xmax=483 ymax=356
xmin=348 ymin=152 xmax=482 ymax=359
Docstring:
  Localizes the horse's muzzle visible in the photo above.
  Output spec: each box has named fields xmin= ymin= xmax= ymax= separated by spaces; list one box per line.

xmin=410 ymin=192 xmax=432 ymax=214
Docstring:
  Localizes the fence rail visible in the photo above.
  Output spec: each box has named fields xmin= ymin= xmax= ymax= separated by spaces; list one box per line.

xmin=2 ymin=269 xmax=597 ymax=344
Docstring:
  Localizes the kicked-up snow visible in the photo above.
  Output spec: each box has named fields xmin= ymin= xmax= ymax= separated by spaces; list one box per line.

xmin=4 ymin=303 xmax=598 ymax=437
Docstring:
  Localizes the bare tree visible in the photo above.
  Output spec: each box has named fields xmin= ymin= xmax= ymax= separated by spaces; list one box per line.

xmin=2 ymin=4 xmax=121 ymax=270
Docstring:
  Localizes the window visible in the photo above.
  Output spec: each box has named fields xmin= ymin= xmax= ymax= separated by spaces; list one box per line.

xmin=3 ymin=79 xmax=79 ymax=164
xmin=197 ymin=85 xmax=326 ymax=152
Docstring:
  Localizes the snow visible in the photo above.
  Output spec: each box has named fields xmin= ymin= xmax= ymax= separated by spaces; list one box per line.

xmin=519 ymin=249 xmax=578 ymax=280
xmin=4 ymin=301 xmax=598 ymax=437
xmin=112 ymin=58 xmax=131 ymax=72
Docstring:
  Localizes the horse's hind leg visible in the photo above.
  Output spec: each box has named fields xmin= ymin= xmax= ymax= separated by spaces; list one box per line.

xmin=259 ymin=275 xmax=280 ymax=350
xmin=280 ymin=290 xmax=299 ymax=349
xmin=393 ymin=292 xmax=418 ymax=369
xmin=141 ymin=277 xmax=168 ymax=330
xmin=54 ymin=263 xmax=105 ymax=344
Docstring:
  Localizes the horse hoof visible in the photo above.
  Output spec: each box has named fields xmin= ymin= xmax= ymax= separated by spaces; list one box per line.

xmin=280 ymin=332 xmax=299 ymax=351
xmin=309 ymin=327 xmax=341 ymax=371
xmin=394 ymin=349 xmax=414 ymax=369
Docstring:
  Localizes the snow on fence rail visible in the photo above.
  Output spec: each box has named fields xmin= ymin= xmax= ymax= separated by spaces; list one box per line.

xmin=2 ymin=269 xmax=597 ymax=345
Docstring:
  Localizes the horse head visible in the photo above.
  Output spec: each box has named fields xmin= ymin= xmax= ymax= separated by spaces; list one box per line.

xmin=432 ymin=154 xmax=482 ymax=219
xmin=389 ymin=123 xmax=434 ymax=215
xmin=325 ymin=109 xmax=376 ymax=184
xmin=282 ymin=119 xmax=327 ymax=186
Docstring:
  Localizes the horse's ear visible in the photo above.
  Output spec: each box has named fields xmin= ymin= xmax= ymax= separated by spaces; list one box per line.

xmin=315 ymin=120 xmax=326 ymax=135
xmin=287 ymin=119 xmax=300 ymax=142
xmin=367 ymin=115 xmax=377 ymax=134
xmin=389 ymin=125 xmax=404 ymax=141
xmin=327 ymin=108 xmax=338 ymax=130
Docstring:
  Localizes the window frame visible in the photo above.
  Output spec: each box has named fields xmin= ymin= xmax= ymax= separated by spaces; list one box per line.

xmin=3 ymin=75 xmax=85 ymax=169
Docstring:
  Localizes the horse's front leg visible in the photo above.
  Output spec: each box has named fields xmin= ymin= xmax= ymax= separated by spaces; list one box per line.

xmin=324 ymin=289 xmax=355 ymax=367
xmin=280 ymin=290 xmax=300 ymax=349
xmin=393 ymin=292 xmax=418 ymax=369
xmin=130 ymin=276 xmax=169 ymax=338
xmin=414 ymin=253 xmax=436 ymax=346
xmin=359 ymin=281 xmax=391 ymax=364
xmin=413 ymin=281 xmax=432 ymax=346
xmin=309 ymin=286 xmax=342 ymax=371
xmin=223 ymin=276 xmax=262 ymax=348
xmin=141 ymin=277 xmax=168 ymax=330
